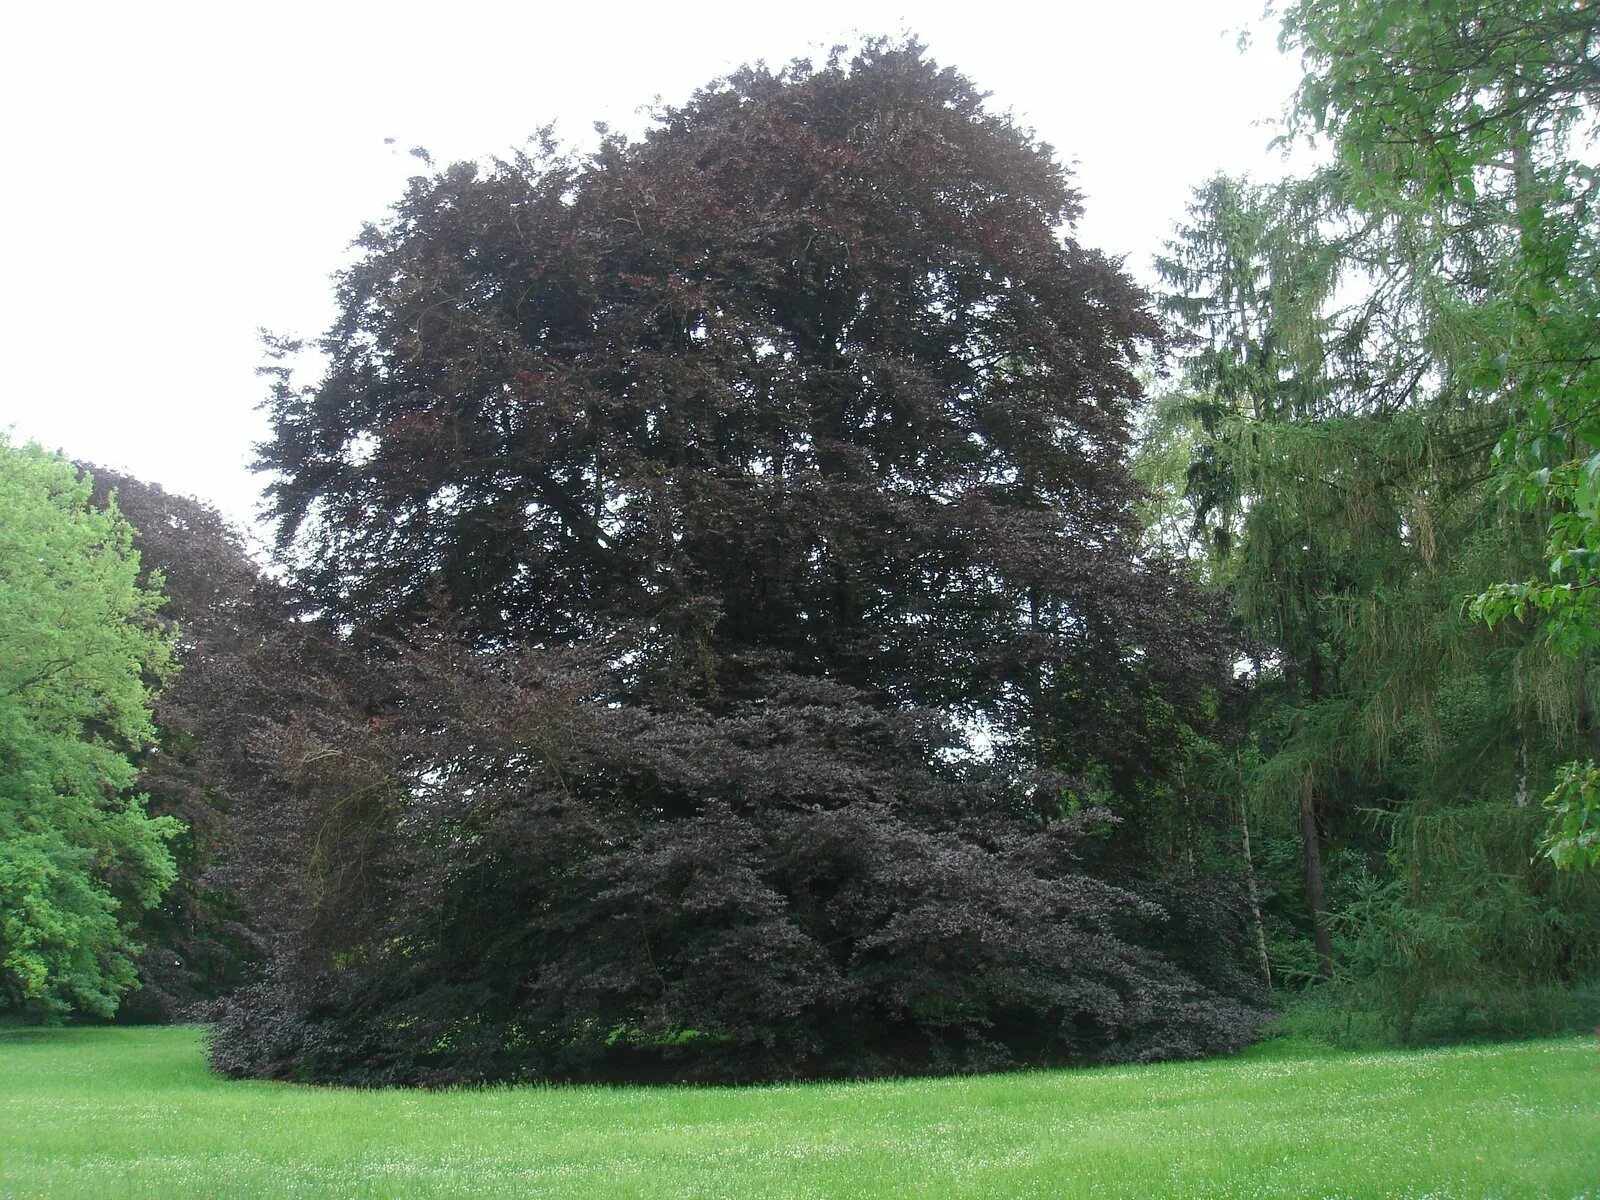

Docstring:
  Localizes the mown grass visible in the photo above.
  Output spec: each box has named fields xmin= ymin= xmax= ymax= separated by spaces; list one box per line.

xmin=1 ymin=1025 xmax=1595 ymax=1199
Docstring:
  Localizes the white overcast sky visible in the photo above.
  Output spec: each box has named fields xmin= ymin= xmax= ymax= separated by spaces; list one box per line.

xmin=0 ymin=0 xmax=1304 ymax=539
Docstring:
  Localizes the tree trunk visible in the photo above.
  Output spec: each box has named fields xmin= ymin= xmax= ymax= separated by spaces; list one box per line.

xmin=1299 ymin=776 xmax=1334 ymax=980
xmin=1238 ymin=791 xmax=1273 ymax=991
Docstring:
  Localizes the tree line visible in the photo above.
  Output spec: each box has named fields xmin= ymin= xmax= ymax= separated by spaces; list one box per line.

xmin=2 ymin=9 xmax=1595 ymax=1082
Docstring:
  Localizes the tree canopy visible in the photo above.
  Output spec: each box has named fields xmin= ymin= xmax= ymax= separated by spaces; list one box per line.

xmin=257 ymin=44 xmax=1217 ymax=749
xmin=213 ymin=41 xmax=1263 ymax=1085
xmin=80 ymin=469 xmax=312 ymax=1020
xmin=1133 ymin=0 xmax=1600 ymax=1037
xmin=10 ymin=9 xmax=1594 ymax=1069
xmin=1280 ymin=0 xmax=1600 ymax=871
xmin=0 ymin=439 xmax=177 ymax=1018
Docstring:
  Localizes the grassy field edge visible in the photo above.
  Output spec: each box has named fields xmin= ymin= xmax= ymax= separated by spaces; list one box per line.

xmin=2 ymin=1025 xmax=1596 ymax=1198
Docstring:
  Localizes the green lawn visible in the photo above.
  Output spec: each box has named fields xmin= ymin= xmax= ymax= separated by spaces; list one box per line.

xmin=0 ymin=1026 xmax=1595 ymax=1199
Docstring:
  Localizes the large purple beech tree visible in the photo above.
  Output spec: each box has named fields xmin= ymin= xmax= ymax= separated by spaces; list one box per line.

xmin=214 ymin=42 xmax=1262 ymax=1084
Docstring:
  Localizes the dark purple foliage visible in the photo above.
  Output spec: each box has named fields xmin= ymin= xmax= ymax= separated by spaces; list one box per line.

xmin=81 ymin=470 xmax=265 ymax=1018
xmin=213 ymin=41 xmax=1262 ymax=1084
xmin=213 ymin=642 xmax=1259 ymax=1083
xmin=86 ymin=469 xmax=370 ymax=1020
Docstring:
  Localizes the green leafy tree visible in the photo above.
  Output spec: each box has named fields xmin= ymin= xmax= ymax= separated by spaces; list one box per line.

xmin=1279 ymin=0 xmax=1600 ymax=870
xmin=0 ymin=437 xmax=178 ymax=1018
xmin=1148 ymin=166 xmax=1600 ymax=1036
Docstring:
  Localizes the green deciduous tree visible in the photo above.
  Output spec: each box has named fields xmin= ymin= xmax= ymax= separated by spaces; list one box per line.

xmin=0 ymin=437 xmax=178 ymax=1018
